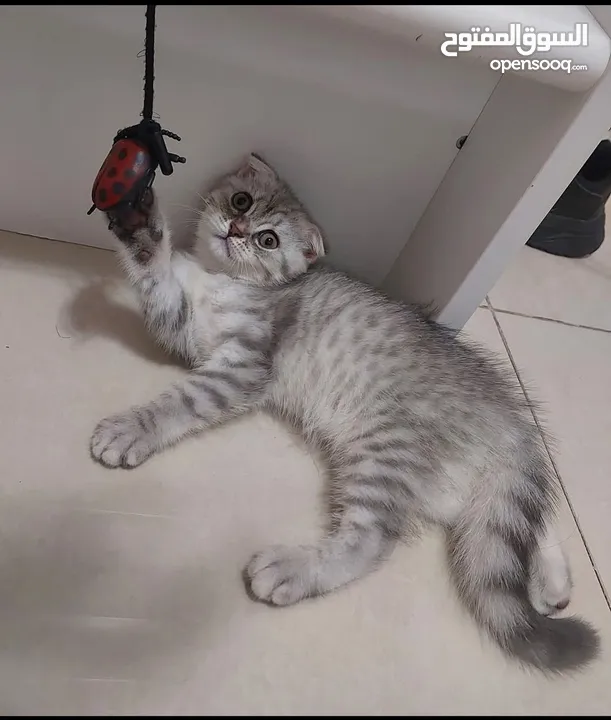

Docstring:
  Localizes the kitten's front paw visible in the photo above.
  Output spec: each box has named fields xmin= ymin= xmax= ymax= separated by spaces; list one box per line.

xmin=107 ymin=188 xmax=158 ymax=237
xmin=244 ymin=545 xmax=319 ymax=606
xmin=90 ymin=411 xmax=157 ymax=469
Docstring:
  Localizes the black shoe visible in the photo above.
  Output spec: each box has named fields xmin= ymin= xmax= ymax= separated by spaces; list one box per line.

xmin=527 ymin=139 xmax=611 ymax=258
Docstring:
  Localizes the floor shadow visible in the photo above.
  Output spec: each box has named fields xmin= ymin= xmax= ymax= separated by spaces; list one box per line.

xmin=0 ymin=497 xmax=232 ymax=712
xmin=64 ymin=279 xmax=180 ymax=367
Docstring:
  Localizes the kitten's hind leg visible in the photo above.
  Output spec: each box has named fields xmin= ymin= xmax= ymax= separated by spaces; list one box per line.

xmin=528 ymin=523 xmax=572 ymax=615
xmin=245 ymin=488 xmax=405 ymax=606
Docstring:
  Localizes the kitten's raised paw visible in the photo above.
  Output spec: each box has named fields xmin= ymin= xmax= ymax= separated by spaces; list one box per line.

xmin=90 ymin=411 xmax=157 ymax=469
xmin=107 ymin=188 xmax=157 ymax=235
xmin=245 ymin=545 xmax=320 ymax=606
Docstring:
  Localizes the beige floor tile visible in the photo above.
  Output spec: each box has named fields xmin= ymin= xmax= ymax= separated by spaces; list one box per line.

xmin=488 ymin=219 xmax=611 ymax=331
xmin=462 ymin=305 xmax=503 ymax=349
xmin=1 ymin=233 xmax=611 ymax=714
xmin=495 ymin=311 xmax=611 ymax=599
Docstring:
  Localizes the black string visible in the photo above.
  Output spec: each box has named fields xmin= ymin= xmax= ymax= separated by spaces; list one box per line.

xmin=142 ymin=4 xmax=156 ymax=121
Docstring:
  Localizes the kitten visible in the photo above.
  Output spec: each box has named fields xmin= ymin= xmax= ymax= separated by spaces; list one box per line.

xmin=92 ymin=154 xmax=599 ymax=673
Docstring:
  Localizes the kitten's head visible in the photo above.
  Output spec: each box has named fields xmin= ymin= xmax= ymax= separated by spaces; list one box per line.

xmin=196 ymin=154 xmax=325 ymax=285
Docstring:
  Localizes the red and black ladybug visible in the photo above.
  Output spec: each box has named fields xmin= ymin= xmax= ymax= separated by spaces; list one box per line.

xmin=88 ymin=118 xmax=185 ymax=216
xmin=90 ymin=138 xmax=154 ymax=213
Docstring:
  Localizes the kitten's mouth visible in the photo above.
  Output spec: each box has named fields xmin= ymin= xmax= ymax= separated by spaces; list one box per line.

xmin=214 ymin=234 xmax=232 ymax=258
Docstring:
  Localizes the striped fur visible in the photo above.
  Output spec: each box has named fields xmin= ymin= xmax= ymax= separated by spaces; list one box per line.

xmin=91 ymin=156 xmax=599 ymax=673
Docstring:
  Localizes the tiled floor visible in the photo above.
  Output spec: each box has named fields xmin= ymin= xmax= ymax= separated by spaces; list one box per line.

xmin=1 ymin=228 xmax=611 ymax=714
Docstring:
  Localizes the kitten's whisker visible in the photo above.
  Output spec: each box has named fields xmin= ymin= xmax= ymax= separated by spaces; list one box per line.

xmin=167 ymin=202 xmax=204 ymax=215
xmin=175 ymin=220 xmax=201 ymax=229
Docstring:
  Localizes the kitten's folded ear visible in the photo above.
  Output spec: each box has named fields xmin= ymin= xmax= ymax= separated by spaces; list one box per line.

xmin=250 ymin=153 xmax=277 ymax=175
xmin=237 ymin=153 xmax=278 ymax=180
xmin=304 ymin=225 xmax=326 ymax=263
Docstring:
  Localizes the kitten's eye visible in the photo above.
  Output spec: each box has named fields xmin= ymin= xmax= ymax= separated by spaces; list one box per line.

xmin=230 ymin=191 xmax=253 ymax=213
xmin=256 ymin=230 xmax=279 ymax=250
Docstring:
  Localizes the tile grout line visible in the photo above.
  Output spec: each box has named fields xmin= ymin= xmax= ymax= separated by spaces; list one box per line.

xmin=486 ymin=298 xmax=611 ymax=613
xmin=488 ymin=305 xmax=611 ymax=335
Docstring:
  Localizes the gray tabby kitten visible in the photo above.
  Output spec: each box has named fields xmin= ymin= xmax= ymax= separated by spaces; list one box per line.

xmin=92 ymin=154 xmax=599 ymax=673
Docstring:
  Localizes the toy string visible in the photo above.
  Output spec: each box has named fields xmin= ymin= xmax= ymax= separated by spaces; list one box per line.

xmin=142 ymin=4 xmax=156 ymax=121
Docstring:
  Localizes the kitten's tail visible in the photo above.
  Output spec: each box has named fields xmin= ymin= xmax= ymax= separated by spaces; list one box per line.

xmin=448 ymin=466 xmax=599 ymax=673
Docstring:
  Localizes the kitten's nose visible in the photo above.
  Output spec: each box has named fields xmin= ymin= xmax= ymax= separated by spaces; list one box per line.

xmin=228 ymin=219 xmax=247 ymax=238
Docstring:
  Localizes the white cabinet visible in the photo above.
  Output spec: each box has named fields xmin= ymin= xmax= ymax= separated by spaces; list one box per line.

xmin=1 ymin=5 xmax=610 ymax=327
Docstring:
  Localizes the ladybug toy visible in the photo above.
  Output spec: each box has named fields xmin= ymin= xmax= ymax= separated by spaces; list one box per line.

xmin=87 ymin=117 xmax=186 ymax=216
xmin=87 ymin=5 xmax=186 ymax=217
